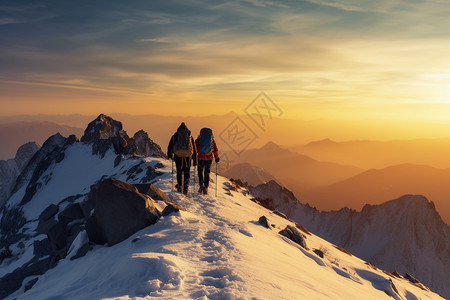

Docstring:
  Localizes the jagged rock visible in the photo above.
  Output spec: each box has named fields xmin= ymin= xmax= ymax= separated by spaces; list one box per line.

xmin=86 ymin=178 xmax=159 ymax=246
xmin=0 ymin=247 xmax=12 ymax=263
xmin=24 ymin=277 xmax=39 ymax=292
xmin=0 ymin=206 xmax=27 ymax=248
xmin=81 ymin=114 xmax=144 ymax=157
xmin=0 ymin=142 xmax=40 ymax=206
xmin=273 ymin=211 xmax=288 ymax=219
xmin=114 ymin=155 xmax=122 ymax=167
xmin=154 ymin=162 xmax=164 ymax=169
xmin=161 ymin=204 xmax=178 ymax=217
xmin=279 ymin=225 xmax=308 ymax=250
xmin=0 ymin=256 xmax=50 ymax=299
xmin=80 ymin=182 xmax=102 ymax=219
xmin=80 ymin=114 xmax=123 ymax=143
xmin=134 ymin=130 xmax=166 ymax=158
xmin=70 ymin=242 xmax=92 ymax=260
xmin=313 ymin=248 xmax=324 ymax=258
xmin=58 ymin=203 xmax=83 ymax=224
xmin=141 ymin=166 xmax=163 ymax=183
xmin=134 ymin=183 xmax=184 ymax=212
xmin=33 ymin=238 xmax=52 ymax=257
xmin=405 ymin=273 xmax=420 ymax=284
xmin=258 ymin=216 xmax=270 ymax=229
xmin=47 ymin=222 xmax=69 ymax=250
xmin=36 ymin=218 xmax=57 ymax=235
xmin=39 ymin=204 xmax=59 ymax=222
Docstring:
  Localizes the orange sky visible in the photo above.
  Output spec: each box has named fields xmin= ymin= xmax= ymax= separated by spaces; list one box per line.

xmin=1 ymin=0 xmax=450 ymax=138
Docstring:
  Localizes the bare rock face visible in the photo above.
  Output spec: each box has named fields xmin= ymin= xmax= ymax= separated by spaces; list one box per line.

xmin=0 ymin=142 xmax=40 ymax=207
xmin=86 ymin=178 xmax=159 ymax=246
xmin=134 ymin=183 xmax=185 ymax=216
xmin=80 ymin=114 xmax=138 ymax=157
xmin=80 ymin=114 xmax=123 ymax=143
xmin=134 ymin=130 xmax=166 ymax=158
xmin=279 ymin=225 xmax=308 ymax=250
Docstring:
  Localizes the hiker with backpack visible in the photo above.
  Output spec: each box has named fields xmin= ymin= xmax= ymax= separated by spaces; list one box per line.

xmin=168 ymin=122 xmax=197 ymax=195
xmin=195 ymin=128 xmax=219 ymax=195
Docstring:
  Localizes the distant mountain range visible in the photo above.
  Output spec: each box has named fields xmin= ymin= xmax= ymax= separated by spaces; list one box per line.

xmin=223 ymin=163 xmax=278 ymax=186
xmin=0 ymin=121 xmax=83 ymax=160
xmin=302 ymin=163 xmax=450 ymax=225
xmin=294 ymin=138 xmax=450 ymax=169
xmin=224 ymin=142 xmax=363 ymax=191
xmin=224 ymin=142 xmax=450 ymax=225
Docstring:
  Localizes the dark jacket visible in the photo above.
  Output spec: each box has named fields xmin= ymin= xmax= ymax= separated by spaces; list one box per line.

xmin=168 ymin=123 xmax=197 ymax=165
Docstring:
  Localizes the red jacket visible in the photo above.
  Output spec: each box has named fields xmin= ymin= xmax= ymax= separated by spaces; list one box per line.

xmin=195 ymin=136 xmax=219 ymax=161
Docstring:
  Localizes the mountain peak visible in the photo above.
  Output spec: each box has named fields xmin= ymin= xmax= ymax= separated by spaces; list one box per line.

xmin=361 ymin=194 xmax=441 ymax=219
xmin=305 ymin=138 xmax=337 ymax=147
xmin=80 ymin=114 xmax=123 ymax=143
xmin=260 ymin=141 xmax=283 ymax=152
xmin=15 ymin=142 xmax=40 ymax=166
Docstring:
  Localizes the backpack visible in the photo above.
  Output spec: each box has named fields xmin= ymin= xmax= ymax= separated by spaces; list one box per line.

xmin=199 ymin=128 xmax=213 ymax=155
xmin=173 ymin=128 xmax=193 ymax=157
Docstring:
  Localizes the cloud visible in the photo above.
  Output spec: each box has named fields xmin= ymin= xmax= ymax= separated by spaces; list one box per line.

xmin=2 ymin=0 xmax=450 ymax=113
xmin=135 ymin=37 xmax=173 ymax=43
xmin=241 ymin=0 xmax=290 ymax=8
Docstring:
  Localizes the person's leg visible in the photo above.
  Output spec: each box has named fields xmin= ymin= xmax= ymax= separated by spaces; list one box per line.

xmin=203 ymin=160 xmax=212 ymax=194
xmin=182 ymin=158 xmax=191 ymax=195
xmin=197 ymin=160 xmax=205 ymax=191
xmin=175 ymin=157 xmax=182 ymax=192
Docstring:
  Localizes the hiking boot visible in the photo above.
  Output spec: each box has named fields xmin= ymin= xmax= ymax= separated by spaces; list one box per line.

xmin=183 ymin=186 xmax=189 ymax=196
xmin=202 ymin=187 xmax=208 ymax=195
xmin=198 ymin=186 xmax=204 ymax=193
xmin=175 ymin=184 xmax=182 ymax=193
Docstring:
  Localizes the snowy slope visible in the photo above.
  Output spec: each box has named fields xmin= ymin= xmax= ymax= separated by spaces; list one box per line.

xmin=1 ymin=151 xmax=444 ymax=299
xmin=250 ymin=181 xmax=450 ymax=298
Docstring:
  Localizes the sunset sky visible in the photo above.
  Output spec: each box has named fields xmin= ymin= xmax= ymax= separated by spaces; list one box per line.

xmin=1 ymin=0 xmax=450 ymax=123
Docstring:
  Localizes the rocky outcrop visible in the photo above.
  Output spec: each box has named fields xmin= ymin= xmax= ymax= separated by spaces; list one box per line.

xmin=134 ymin=130 xmax=166 ymax=158
xmin=86 ymin=179 xmax=158 ymax=246
xmin=134 ymin=183 xmax=185 ymax=216
xmin=0 ymin=142 xmax=40 ymax=206
xmin=80 ymin=114 xmax=165 ymax=159
xmin=80 ymin=114 xmax=134 ymax=157
xmin=279 ymin=225 xmax=308 ymax=250
xmin=80 ymin=114 xmax=122 ymax=143
xmin=0 ymin=115 xmax=170 ymax=299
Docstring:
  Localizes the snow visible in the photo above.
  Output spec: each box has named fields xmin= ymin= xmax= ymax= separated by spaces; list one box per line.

xmin=5 ymin=155 xmax=443 ymax=300
xmin=1 ymin=142 xmax=444 ymax=300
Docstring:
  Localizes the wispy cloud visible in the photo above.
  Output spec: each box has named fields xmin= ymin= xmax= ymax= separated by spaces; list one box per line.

xmin=135 ymin=37 xmax=173 ymax=43
xmin=2 ymin=0 xmax=450 ymax=116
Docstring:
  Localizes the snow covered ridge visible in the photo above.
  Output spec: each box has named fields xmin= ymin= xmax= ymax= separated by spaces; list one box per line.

xmin=0 ymin=114 xmax=168 ymax=298
xmin=0 ymin=114 xmax=446 ymax=299
xmin=249 ymin=180 xmax=450 ymax=298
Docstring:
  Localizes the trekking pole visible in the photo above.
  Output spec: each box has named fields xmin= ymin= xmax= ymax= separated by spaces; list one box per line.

xmin=171 ymin=154 xmax=174 ymax=192
xmin=215 ymin=161 xmax=218 ymax=197
xmin=193 ymin=164 xmax=196 ymax=195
